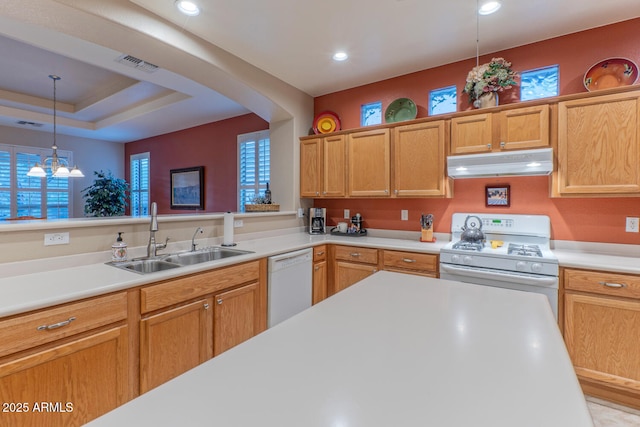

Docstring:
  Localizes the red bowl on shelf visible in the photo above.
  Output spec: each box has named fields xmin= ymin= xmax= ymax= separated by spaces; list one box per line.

xmin=584 ymin=58 xmax=639 ymax=91
xmin=313 ymin=111 xmax=341 ymax=134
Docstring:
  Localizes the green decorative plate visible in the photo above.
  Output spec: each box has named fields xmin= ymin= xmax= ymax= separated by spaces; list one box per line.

xmin=385 ymin=98 xmax=417 ymax=123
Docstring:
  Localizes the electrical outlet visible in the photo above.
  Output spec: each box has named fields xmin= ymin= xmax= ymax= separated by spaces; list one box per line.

xmin=44 ymin=232 xmax=70 ymax=246
xmin=344 ymin=209 xmax=350 ymax=219
xmin=297 ymin=208 xmax=304 ymax=218
xmin=401 ymin=210 xmax=409 ymax=221
xmin=233 ymin=219 xmax=244 ymax=228
xmin=626 ymin=217 xmax=639 ymax=233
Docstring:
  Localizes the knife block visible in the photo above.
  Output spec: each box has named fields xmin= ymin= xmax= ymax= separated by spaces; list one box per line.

xmin=420 ymin=227 xmax=433 ymax=242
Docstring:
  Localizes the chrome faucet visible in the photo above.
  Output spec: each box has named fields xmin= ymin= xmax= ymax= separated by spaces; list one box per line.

xmin=147 ymin=202 xmax=169 ymax=257
xmin=191 ymin=227 xmax=204 ymax=251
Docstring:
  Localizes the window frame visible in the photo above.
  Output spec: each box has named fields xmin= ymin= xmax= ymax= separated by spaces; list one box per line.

xmin=237 ymin=130 xmax=270 ymax=212
xmin=130 ymin=152 xmax=150 ymax=217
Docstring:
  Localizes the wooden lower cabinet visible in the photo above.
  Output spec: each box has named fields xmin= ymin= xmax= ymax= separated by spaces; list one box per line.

xmin=139 ymin=298 xmax=213 ymax=393
xmin=333 ymin=261 xmax=378 ymax=294
xmin=563 ymin=268 xmax=640 ymax=409
xmin=312 ymin=245 xmax=328 ymax=304
xmin=214 ymin=282 xmax=262 ymax=356
xmin=382 ymin=250 xmax=438 ymax=277
xmin=0 ymin=325 xmax=129 ymax=427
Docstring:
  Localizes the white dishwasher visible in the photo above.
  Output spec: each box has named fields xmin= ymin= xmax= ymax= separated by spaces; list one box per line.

xmin=268 ymin=248 xmax=313 ymax=328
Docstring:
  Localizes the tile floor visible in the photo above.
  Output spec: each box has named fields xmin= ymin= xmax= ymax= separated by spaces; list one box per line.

xmin=586 ymin=396 xmax=640 ymax=426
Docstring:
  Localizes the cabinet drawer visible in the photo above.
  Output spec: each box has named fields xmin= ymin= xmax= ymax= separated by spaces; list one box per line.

xmin=334 ymin=245 xmax=378 ymax=265
xmin=383 ymin=250 xmax=437 ymax=272
xmin=564 ymin=268 xmax=640 ymax=299
xmin=313 ymin=245 xmax=327 ymax=262
xmin=0 ymin=292 xmax=128 ymax=358
xmin=141 ymin=261 xmax=260 ymax=313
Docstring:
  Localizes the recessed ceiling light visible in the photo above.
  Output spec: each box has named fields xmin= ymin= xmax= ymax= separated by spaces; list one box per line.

xmin=175 ymin=0 xmax=200 ymax=16
xmin=333 ymin=51 xmax=348 ymax=61
xmin=478 ymin=0 xmax=501 ymax=15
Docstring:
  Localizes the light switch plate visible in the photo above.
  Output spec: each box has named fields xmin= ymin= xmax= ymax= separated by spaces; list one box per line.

xmin=625 ymin=217 xmax=639 ymax=233
xmin=344 ymin=209 xmax=350 ymax=219
xmin=401 ymin=210 xmax=409 ymax=221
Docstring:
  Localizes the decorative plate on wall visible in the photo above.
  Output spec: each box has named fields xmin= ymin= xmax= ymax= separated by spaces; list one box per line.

xmin=313 ymin=111 xmax=341 ymax=134
xmin=584 ymin=58 xmax=639 ymax=91
xmin=385 ymin=98 xmax=417 ymax=123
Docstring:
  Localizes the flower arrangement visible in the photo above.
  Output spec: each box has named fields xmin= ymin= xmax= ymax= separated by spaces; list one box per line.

xmin=463 ymin=57 xmax=518 ymax=101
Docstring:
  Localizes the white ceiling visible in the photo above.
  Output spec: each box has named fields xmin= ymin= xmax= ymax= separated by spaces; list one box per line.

xmin=0 ymin=0 xmax=638 ymax=143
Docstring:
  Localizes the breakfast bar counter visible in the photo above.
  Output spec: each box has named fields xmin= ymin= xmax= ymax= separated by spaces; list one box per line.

xmin=87 ymin=271 xmax=593 ymax=427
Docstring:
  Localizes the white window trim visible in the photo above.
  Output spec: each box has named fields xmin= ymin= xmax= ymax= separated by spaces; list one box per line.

xmin=237 ymin=130 xmax=270 ymax=212
xmin=130 ymin=152 xmax=150 ymax=217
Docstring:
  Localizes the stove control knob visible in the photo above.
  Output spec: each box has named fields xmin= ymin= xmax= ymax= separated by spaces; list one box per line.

xmin=463 ymin=256 xmax=473 ymax=265
xmin=451 ymin=255 xmax=461 ymax=263
xmin=516 ymin=261 xmax=527 ymax=271
xmin=531 ymin=263 xmax=543 ymax=273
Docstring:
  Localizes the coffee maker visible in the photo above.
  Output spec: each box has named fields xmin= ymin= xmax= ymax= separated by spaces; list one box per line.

xmin=309 ymin=208 xmax=326 ymax=234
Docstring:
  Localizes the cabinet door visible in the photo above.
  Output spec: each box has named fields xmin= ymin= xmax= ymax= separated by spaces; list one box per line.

xmin=450 ymin=113 xmax=492 ymax=154
xmin=348 ymin=128 xmax=391 ymax=197
xmin=300 ymin=138 xmax=322 ymax=197
xmin=393 ymin=121 xmax=448 ymax=197
xmin=499 ymin=105 xmax=549 ymax=150
xmin=557 ymin=92 xmax=640 ymax=195
xmin=0 ymin=326 xmax=129 ymax=427
xmin=214 ymin=282 xmax=261 ymax=356
xmin=564 ymin=292 xmax=640 ymax=393
xmin=312 ymin=260 xmax=328 ymax=305
xmin=140 ymin=298 xmax=213 ymax=393
xmin=333 ymin=261 xmax=377 ymax=294
xmin=323 ymin=135 xmax=346 ymax=197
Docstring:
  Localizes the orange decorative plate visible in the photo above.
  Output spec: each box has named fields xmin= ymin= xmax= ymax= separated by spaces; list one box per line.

xmin=313 ymin=111 xmax=341 ymax=134
xmin=584 ymin=58 xmax=638 ymax=91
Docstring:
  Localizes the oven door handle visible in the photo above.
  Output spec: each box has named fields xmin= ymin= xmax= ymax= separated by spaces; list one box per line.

xmin=440 ymin=264 xmax=558 ymax=287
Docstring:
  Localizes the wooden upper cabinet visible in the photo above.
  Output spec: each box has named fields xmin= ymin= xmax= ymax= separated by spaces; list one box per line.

xmin=556 ymin=91 xmax=640 ymax=196
xmin=393 ymin=120 xmax=449 ymax=197
xmin=300 ymin=137 xmax=322 ymax=197
xmin=322 ymin=135 xmax=347 ymax=197
xmin=450 ymin=113 xmax=493 ymax=154
xmin=300 ymin=135 xmax=346 ymax=198
xmin=450 ymin=104 xmax=549 ymax=154
xmin=348 ymin=128 xmax=391 ymax=197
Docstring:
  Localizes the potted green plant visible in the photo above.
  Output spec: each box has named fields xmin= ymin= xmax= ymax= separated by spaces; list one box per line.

xmin=82 ymin=170 xmax=129 ymax=217
xmin=463 ymin=57 xmax=518 ymax=108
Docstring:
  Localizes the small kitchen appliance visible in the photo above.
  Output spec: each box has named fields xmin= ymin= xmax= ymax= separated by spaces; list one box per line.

xmin=440 ymin=213 xmax=559 ymax=318
xmin=309 ymin=208 xmax=326 ymax=234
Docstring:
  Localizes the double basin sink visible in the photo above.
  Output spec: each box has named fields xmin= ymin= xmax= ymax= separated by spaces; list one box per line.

xmin=108 ymin=246 xmax=254 ymax=274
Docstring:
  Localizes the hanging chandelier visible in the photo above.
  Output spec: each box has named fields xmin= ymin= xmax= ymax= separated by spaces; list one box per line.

xmin=27 ymin=75 xmax=84 ymax=178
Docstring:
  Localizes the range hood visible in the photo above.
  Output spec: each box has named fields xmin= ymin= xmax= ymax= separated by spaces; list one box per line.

xmin=447 ymin=148 xmax=553 ymax=179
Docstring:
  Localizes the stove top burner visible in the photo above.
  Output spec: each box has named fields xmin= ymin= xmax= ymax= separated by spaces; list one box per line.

xmin=507 ymin=244 xmax=542 ymax=257
xmin=452 ymin=240 xmax=484 ymax=252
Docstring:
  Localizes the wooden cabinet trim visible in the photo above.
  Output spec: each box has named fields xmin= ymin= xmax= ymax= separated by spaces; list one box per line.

xmin=0 ymin=292 xmax=128 ymax=359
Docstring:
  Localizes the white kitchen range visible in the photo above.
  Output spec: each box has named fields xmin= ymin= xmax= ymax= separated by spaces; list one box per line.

xmin=440 ymin=213 xmax=559 ymax=318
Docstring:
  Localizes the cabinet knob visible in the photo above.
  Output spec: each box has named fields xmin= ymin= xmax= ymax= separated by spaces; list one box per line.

xmin=385 ymin=189 xmax=389 ymax=194
xmin=500 ymin=141 xmax=506 ymax=148
xmin=314 ymin=266 xmax=320 ymax=271
xmin=487 ymin=143 xmax=492 ymax=149
xmin=323 ymin=191 xmax=327 ymax=195
xmin=394 ymin=189 xmax=398 ymax=195
xmin=204 ymin=303 xmax=210 ymax=310
xmin=217 ymin=298 xmax=223 ymax=305
xmin=316 ymin=191 xmax=319 ymax=196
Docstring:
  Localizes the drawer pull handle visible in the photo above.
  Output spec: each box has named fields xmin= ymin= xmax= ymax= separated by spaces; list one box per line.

xmin=350 ymin=253 xmax=361 ymax=257
xmin=37 ymin=317 xmax=76 ymax=331
xmin=314 ymin=266 xmax=320 ymax=271
xmin=402 ymin=258 xmax=417 ymax=263
xmin=599 ymin=281 xmax=626 ymax=289
xmin=317 ymin=251 xmax=325 ymax=256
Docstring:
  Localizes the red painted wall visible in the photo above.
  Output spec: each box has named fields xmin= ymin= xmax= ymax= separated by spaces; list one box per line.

xmin=313 ymin=18 xmax=640 ymax=245
xmin=315 ymin=18 xmax=640 ymax=129
xmin=125 ymin=114 xmax=268 ymax=214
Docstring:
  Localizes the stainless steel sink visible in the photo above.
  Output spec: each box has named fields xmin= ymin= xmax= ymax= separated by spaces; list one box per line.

xmin=110 ymin=258 xmax=182 ymax=274
xmin=164 ymin=247 xmax=253 ymax=266
xmin=107 ymin=247 xmax=253 ymax=273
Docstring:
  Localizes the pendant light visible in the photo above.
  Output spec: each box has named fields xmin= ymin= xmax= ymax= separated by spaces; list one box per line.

xmin=27 ymin=75 xmax=84 ymax=178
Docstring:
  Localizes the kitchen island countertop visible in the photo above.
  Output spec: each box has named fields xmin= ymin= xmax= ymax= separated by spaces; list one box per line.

xmin=86 ymin=271 xmax=593 ymax=427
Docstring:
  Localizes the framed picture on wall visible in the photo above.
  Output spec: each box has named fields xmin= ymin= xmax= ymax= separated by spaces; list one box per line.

xmin=170 ymin=166 xmax=204 ymax=209
xmin=485 ymin=185 xmax=510 ymax=207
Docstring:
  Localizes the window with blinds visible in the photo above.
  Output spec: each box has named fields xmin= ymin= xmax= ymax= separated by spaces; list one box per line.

xmin=0 ymin=144 xmax=73 ymax=219
xmin=238 ymin=130 xmax=270 ymax=212
xmin=130 ymin=152 xmax=150 ymax=217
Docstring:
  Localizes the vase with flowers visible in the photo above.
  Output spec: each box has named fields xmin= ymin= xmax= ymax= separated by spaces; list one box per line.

xmin=463 ymin=57 xmax=518 ymax=108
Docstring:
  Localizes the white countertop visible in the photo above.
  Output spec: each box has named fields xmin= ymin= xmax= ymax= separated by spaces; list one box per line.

xmin=86 ymin=271 xmax=593 ymax=427
xmin=1 ymin=229 xmax=639 ymax=318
